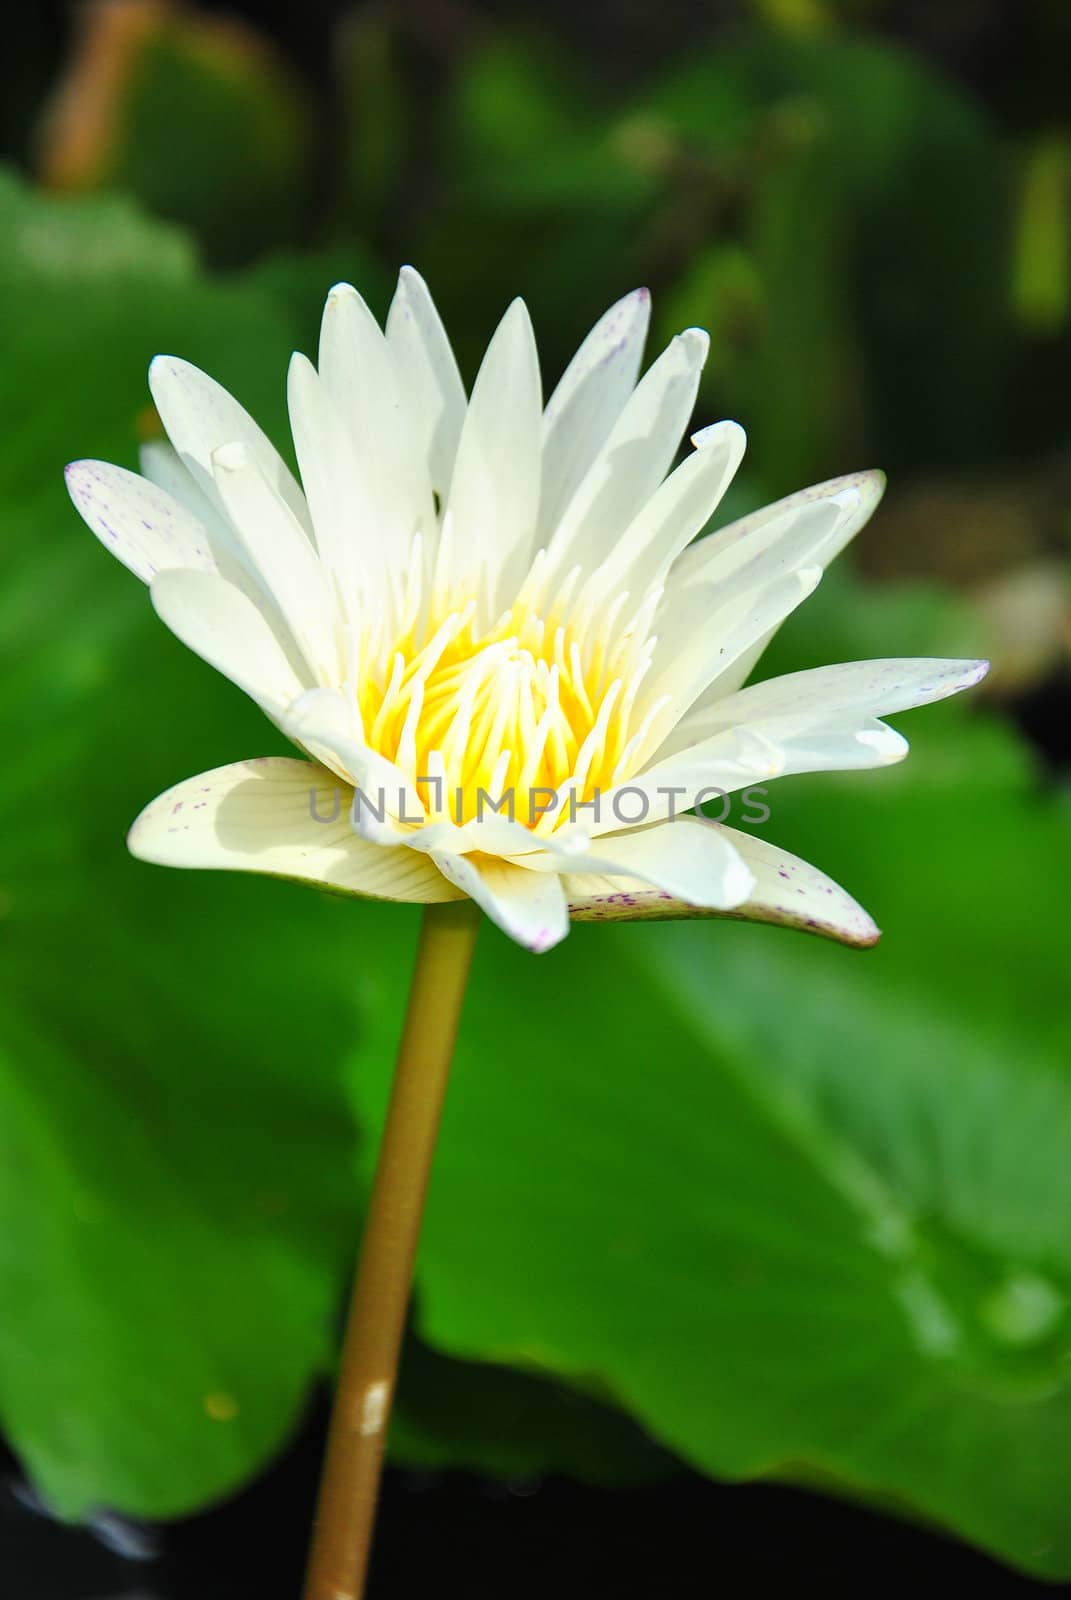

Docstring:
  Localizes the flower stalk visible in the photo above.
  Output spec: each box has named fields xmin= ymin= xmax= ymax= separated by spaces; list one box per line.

xmin=302 ymin=898 xmax=480 ymax=1600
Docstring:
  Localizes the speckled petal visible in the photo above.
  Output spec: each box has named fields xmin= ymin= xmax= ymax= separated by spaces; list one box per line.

xmin=566 ymin=823 xmax=880 ymax=947
xmin=129 ymin=758 xmax=459 ymax=902
xmin=645 ymin=656 xmax=990 ymax=776
xmin=669 ymin=657 xmax=991 ymax=750
xmin=65 ymin=460 xmax=221 ymax=585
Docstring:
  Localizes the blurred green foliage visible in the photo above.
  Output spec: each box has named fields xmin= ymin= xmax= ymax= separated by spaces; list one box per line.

xmin=2 ymin=0 xmax=1071 ymax=1582
xmin=37 ymin=3 xmax=312 ymax=266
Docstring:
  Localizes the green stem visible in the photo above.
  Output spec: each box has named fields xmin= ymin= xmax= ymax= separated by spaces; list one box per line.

xmin=302 ymin=899 xmax=480 ymax=1600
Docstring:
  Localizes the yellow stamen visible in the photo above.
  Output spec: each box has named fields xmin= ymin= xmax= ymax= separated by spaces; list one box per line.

xmin=352 ymin=562 xmax=660 ymax=830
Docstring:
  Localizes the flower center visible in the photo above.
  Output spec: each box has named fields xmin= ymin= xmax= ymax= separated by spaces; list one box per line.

xmin=356 ymin=585 xmax=666 ymax=831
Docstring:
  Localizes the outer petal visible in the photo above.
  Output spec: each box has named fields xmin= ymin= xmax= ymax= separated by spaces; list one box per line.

xmin=287 ymin=351 xmax=392 ymax=606
xmin=281 ymin=687 xmax=425 ymax=824
xmin=317 ymin=282 xmax=434 ymax=578
xmin=386 ymin=265 xmax=467 ymax=507
xmin=136 ymin=441 xmax=262 ymax=600
xmin=605 ymin=716 xmax=906 ymax=830
xmin=210 ymin=442 xmax=339 ymax=682
xmin=429 ymin=851 xmax=569 ymax=953
xmin=139 ymin=440 xmax=230 ymax=533
xmin=518 ymin=816 xmax=754 ymax=910
xmin=538 ymin=328 xmax=709 ymax=589
xmin=539 ymin=287 xmax=650 ymax=539
xmin=403 ymin=815 xmax=584 ymax=861
xmin=671 ymin=469 xmax=886 ymax=591
xmin=673 ymin=657 xmax=991 ymax=743
xmin=150 ymin=569 xmax=311 ymax=713
xmin=65 ymin=460 xmax=222 ymax=585
xmin=659 ymin=469 xmax=886 ymax=705
xmin=581 ymin=420 xmax=746 ymax=607
xmin=566 ymin=824 xmax=880 ymax=948
xmin=443 ymin=297 xmax=542 ymax=610
xmin=129 ymin=758 xmax=459 ymax=902
xmin=148 ymin=355 xmax=312 ymax=534
xmin=637 ymin=566 xmax=823 ymax=762
xmin=652 ymin=493 xmax=842 ymax=676
xmin=646 ymin=657 xmax=990 ymax=775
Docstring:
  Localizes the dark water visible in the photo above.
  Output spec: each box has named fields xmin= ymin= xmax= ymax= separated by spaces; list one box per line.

xmin=0 ymin=1394 xmax=1042 ymax=1598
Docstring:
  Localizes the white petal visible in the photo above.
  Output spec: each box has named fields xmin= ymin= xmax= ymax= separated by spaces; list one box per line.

xmin=653 ymin=475 xmax=882 ymax=711
xmin=539 ymin=287 xmax=650 ymax=539
xmin=689 ymin=630 xmax=770 ymax=709
xmin=638 ymin=566 xmax=823 ymax=760
xmin=724 ymin=825 xmax=880 ymax=943
xmin=683 ymin=657 xmax=991 ymax=734
xmin=150 ymin=569 xmax=310 ymax=712
xmin=583 ymin=420 xmax=746 ymax=605
xmin=539 ymin=328 xmax=709 ymax=586
xmin=139 ymin=441 xmax=235 ymax=543
xmin=211 ymin=441 xmax=339 ymax=681
xmin=632 ymin=713 xmax=908 ymax=812
xmin=565 ymin=823 xmax=880 ymax=947
xmin=287 ymin=352 xmax=371 ymax=603
xmin=65 ymin=460 xmax=222 ymax=585
xmin=672 ymin=469 xmax=885 ymax=591
xmin=650 ymin=657 xmax=989 ymax=771
xmin=129 ymin=758 xmax=460 ymax=902
xmin=444 ymin=297 xmax=542 ymax=611
xmin=137 ymin=442 xmax=267 ymax=606
xmin=386 ymin=265 xmax=467 ymax=505
xmin=429 ymin=851 xmax=568 ymax=953
xmin=148 ymin=355 xmax=312 ymax=534
xmin=318 ymin=282 xmax=396 ymax=418
xmin=403 ymin=815 xmax=567 ymax=860
xmin=316 ymin=283 xmax=433 ymax=571
xmin=522 ymin=816 xmax=754 ymax=910
xmin=640 ymin=481 xmax=849 ymax=738
xmin=767 ymin=718 xmax=910 ymax=774
xmin=281 ymin=687 xmax=424 ymax=823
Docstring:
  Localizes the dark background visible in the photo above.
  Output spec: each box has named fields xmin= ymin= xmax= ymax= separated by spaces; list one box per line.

xmin=0 ymin=1391 xmax=1049 ymax=1596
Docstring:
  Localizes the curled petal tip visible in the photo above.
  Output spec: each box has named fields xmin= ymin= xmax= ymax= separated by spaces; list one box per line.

xmin=691 ymin=419 xmax=746 ymax=452
xmin=325 ymin=282 xmax=359 ymax=310
xmin=211 ymin=440 xmax=248 ymax=473
xmin=678 ymin=326 xmax=710 ymax=355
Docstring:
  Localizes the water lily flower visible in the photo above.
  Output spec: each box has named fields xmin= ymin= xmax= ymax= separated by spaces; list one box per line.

xmin=66 ymin=273 xmax=987 ymax=953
